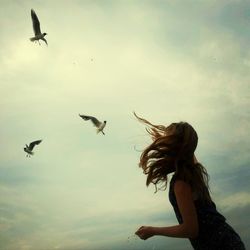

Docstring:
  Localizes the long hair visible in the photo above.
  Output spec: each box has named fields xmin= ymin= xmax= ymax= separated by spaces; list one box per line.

xmin=134 ymin=112 xmax=212 ymax=203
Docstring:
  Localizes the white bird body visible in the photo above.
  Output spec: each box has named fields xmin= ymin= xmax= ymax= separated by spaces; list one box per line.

xmin=79 ymin=114 xmax=107 ymax=135
xmin=30 ymin=9 xmax=48 ymax=45
xmin=96 ymin=122 xmax=106 ymax=134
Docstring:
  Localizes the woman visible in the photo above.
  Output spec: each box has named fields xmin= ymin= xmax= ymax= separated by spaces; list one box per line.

xmin=134 ymin=113 xmax=245 ymax=250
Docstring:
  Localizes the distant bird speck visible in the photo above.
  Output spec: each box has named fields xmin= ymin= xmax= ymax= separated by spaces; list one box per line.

xmin=30 ymin=9 xmax=48 ymax=45
xmin=24 ymin=140 xmax=42 ymax=157
xmin=79 ymin=114 xmax=106 ymax=135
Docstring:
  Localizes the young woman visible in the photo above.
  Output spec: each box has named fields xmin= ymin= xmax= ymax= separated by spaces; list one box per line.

xmin=134 ymin=113 xmax=245 ymax=250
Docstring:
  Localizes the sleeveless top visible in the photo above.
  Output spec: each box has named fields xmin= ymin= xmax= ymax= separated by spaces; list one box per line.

xmin=168 ymin=174 xmax=245 ymax=249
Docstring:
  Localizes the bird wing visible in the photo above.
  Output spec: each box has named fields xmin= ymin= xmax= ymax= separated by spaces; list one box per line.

xmin=31 ymin=9 xmax=41 ymax=35
xmin=79 ymin=114 xmax=101 ymax=127
xmin=29 ymin=140 xmax=42 ymax=150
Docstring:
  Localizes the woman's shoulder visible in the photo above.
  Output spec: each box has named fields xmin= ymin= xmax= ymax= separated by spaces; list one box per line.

xmin=170 ymin=174 xmax=189 ymax=185
xmin=170 ymin=174 xmax=189 ymax=191
xmin=173 ymin=179 xmax=192 ymax=195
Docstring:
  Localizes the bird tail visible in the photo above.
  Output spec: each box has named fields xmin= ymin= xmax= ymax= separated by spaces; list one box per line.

xmin=41 ymin=38 xmax=48 ymax=45
xmin=97 ymin=129 xmax=105 ymax=135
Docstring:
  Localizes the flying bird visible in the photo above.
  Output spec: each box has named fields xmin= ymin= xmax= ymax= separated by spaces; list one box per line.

xmin=79 ymin=114 xmax=107 ymax=135
xmin=24 ymin=140 xmax=42 ymax=157
xmin=30 ymin=9 xmax=48 ymax=45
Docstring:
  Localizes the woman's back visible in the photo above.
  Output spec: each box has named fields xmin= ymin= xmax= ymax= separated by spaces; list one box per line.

xmin=169 ymin=174 xmax=245 ymax=250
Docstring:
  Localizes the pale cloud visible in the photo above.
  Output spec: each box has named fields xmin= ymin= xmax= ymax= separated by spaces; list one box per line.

xmin=219 ymin=192 xmax=250 ymax=211
xmin=0 ymin=1 xmax=249 ymax=249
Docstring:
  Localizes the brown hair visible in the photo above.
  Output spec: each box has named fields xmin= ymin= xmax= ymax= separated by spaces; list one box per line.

xmin=134 ymin=112 xmax=212 ymax=203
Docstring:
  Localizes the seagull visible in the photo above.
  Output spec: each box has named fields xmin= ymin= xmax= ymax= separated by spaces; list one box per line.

xmin=79 ymin=114 xmax=107 ymax=135
xmin=30 ymin=9 xmax=48 ymax=45
xmin=24 ymin=140 xmax=42 ymax=157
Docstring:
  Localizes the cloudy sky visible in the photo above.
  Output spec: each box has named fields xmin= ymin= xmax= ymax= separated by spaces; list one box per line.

xmin=0 ymin=0 xmax=250 ymax=249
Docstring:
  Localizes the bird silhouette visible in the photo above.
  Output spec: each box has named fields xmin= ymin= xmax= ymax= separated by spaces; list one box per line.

xmin=30 ymin=9 xmax=48 ymax=45
xmin=24 ymin=140 xmax=42 ymax=157
xmin=79 ymin=114 xmax=107 ymax=135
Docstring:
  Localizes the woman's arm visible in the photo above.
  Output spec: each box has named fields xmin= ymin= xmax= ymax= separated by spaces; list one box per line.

xmin=135 ymin=180 xmax=199 ymax=240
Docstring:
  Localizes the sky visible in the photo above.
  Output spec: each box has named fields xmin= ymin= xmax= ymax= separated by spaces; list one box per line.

xmin=0 ymin=0 xmax=250 ymax=249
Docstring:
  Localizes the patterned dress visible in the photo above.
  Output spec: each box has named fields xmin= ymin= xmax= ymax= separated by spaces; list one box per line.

xmin=169 ymin=175 xmax=245 ymax=250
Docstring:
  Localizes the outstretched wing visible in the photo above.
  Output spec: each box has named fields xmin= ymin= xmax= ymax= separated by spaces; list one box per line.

xmin=29 ymin=140 xmax=42 ymax=151
xmin=79 ymin=114 xmax=101 ymax=127
xmin=31 ymin=9 xmax=41 ymax=36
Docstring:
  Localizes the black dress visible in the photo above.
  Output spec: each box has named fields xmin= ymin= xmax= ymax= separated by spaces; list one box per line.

xmin=169 ymin=175 xmax=245 ymax=250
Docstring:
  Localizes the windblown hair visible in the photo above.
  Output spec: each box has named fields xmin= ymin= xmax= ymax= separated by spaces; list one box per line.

xmin=134 ymin=112 xmax=212 ymax=203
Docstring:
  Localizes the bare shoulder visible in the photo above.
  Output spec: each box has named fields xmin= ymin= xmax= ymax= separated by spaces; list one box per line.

xmin=174 ymin=180 xmax=192 ymax=195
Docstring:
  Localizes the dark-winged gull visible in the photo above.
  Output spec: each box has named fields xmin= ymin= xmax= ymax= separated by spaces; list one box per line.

xmin=24 ymin=140 xmax=42 ymax=157
xmin=30 ymin=9 xmax=48 ymax=45
xmin=79 ymin=114 xmax=106 ymax=135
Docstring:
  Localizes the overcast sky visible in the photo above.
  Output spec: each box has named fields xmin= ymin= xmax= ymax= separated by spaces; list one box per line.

xmin=0 ymin=1 xmax=250 ymax=249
